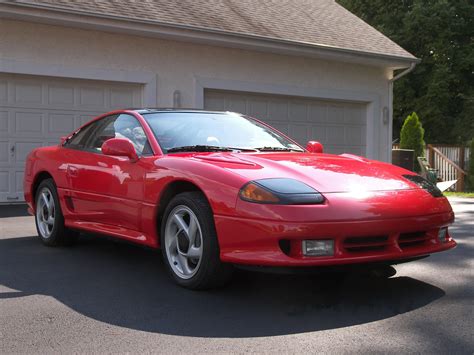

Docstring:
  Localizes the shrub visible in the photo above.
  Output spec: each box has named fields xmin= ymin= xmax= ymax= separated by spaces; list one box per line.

xmin=400 ymin=112 xmax=425 ymax=157
xmin=467 ymin=139 xmax=474 ymax=191
xmin=400 ymin=112 xmax=425 ymax=171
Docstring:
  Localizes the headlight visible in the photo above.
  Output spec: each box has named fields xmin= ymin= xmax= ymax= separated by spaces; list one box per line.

xmin=239 ymin=178 xmax=325 ymax=205
xmin=403 ymin=174 xmax=443 ymax=197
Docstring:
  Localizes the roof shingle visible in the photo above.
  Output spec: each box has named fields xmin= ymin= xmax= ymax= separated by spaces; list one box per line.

xmin=8 ymin=0 xmax=416 ymax=60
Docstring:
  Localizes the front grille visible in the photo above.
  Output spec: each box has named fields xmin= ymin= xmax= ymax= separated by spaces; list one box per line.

xmin=398 ymin=231 xmax=430 ymax=249
xmin=343 ymin=235 xmax=389 ymax=253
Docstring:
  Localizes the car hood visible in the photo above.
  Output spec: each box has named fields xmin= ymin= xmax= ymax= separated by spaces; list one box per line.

xmin=191 ymin=152 xmax=415 ymax=193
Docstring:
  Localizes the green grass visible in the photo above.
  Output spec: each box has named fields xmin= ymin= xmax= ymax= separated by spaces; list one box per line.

xmin=443 ymin=191 xmax=474 ymax=198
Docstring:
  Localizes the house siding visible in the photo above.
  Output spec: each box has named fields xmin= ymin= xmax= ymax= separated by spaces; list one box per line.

xmin=0 ymin=19 xmax=393 ymax=161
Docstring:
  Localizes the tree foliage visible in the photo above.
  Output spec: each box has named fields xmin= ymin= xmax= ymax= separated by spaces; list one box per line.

xmin=337 ymin=0 xmax=474 ymax=144
xmin=468 ymin=139 xmax=474 ymax=191
xmin=400 ymin=112 xmax=425 ymax=161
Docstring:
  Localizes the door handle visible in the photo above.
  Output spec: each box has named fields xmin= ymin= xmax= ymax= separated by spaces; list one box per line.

xmin=10 ymin=144 xmax=15 ymax=156
xmin=67 ymin=165 xmax=78 ymax=177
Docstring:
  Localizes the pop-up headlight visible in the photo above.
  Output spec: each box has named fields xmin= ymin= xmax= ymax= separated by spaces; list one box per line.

xmin=239 ymin=178 xmax=325 ymax=205
xmin=403 ymin=174 xmax=443 ymax=198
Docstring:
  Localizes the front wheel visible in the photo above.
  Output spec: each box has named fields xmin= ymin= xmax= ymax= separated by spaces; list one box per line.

xmin=35 ymin=179 xmax=77 ymax=246
xmin=160 ymin=192 xmax=232 ymax=290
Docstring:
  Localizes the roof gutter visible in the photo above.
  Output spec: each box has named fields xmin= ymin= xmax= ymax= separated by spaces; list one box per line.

xmin=387 ymin=62 xmax=418 ymax=160
xmin=1 ymin=1 xmax=419 ymax=68
xmin=389 ymin=62 xmax=417 ymax=83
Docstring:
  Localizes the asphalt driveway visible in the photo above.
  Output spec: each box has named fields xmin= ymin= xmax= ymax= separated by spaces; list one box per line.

xmin=0 ymin=198 xmax=472 ymax=353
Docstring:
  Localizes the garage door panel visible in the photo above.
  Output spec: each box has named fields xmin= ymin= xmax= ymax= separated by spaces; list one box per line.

xmin=267 ymin=122 xmax=289 ymax=135
xmin=0 ymin=81 xmax=7 ymax=102
xmin=268 ymin=101 xmax=289 ymax=121
xmin=14 ymin=82 xmax=43 ymax=105
xmin=311 ymin=125 xmax=327 ymax=143
xmin=80 ymin=86 xmax=106 ymax=108
xmin=15 ymin=141 xmax=44 ymax=163
xmin=48 ymin=113 xmax=76 ymax=134
xmin=344 ymin=105 xmax=364 ymax=125
xmin=327 ymin=104 xmax=345 ymax=124
xmin=248 ymin=99 xmax=268 ymax=118
xmin=49 ymin=85 xmax=75 ymax=106
xmin=203 ymin=92 xmax=226 ymax=111
xmin=78 ymin=114 xmax=99 ymax=127
xmin=14 ymin=111 xmax=44 ymax=135
xmin=0 ymin=141 xmax=9 ymax=164
xmin=345 ymin=126 xmax=364 ymax=146
xmin=111 ymin=88 xmax=137 ymax=108
xmin=14 ymin=171 xmax=24 ymax=194
xmin=289 ymin=124 xmax=310 ymax=144
xmin=288 ymin=101 xmax=308 ymax=123
xmin=326 ymin=125 xmax=345 ymax=143
xmin=225 ymin=95 xmax=247 ymax=113
xmin=0 ymin=171 xmax=8 ymax=192
xmin=0 ymin=111 xmax=8 ymax=136
xmin=309 ymin=103 xmax=327 ymax=123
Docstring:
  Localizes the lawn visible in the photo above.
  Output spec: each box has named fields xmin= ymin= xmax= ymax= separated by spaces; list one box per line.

xmin=443 ymin=191 xmax=474 ymax=198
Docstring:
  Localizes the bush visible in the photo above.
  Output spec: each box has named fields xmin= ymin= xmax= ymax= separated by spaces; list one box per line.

xmin=400 ymin=112 xmax=425 ymax=158
xmin=400 ymin=112 xmax=425 ymax=171
xmin=467 ymin=139 xmax=474 ymax=191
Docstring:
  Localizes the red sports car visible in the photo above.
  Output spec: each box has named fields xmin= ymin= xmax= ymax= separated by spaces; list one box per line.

xmin=24 ymin=109 xmax=456 ymax=289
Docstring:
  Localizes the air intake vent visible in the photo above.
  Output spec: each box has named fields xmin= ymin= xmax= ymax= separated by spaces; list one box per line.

xmin=398 ymin=232 xmax=430 ymax=249
xmin=343 ymin=235 xmax=389 ymax=253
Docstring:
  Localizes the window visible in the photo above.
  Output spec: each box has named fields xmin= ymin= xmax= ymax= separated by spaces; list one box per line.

xmin=84 ymin=114 xmax=151 ymax=156
xmin=64 ymin=120 xmax=101 ymax=149
xmin=143 ymin=112 xmax=302 ymax=153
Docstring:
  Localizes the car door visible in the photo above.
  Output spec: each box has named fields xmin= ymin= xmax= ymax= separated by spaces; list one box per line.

xmin=63 ymin=114 xmax=152 ymax=232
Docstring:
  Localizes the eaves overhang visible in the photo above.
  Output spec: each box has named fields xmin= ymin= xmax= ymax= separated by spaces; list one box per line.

xmin=0 ymin=1 xmax=420 ymax=69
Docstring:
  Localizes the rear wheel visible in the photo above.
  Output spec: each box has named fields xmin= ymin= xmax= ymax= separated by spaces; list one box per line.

xmin=161 ymin=191 xmax=232 ymax=290
xmin=35 ymin=179 xmax=78 ymax=246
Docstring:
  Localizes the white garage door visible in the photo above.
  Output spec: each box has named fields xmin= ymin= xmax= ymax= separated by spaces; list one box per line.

xmin=0 ymin=73 xmax=143 ymax=203
xmin=204 ymin=90 xmax=367 ymax=156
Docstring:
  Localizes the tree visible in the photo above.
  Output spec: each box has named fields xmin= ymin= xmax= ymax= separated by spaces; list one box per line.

xmin=467 ymin=140 xmax=474 ymax=191
xmin=400 ymin=112 xmax=425 ymax=171
xmin=337 ymin=0 xmax=474 ymax=144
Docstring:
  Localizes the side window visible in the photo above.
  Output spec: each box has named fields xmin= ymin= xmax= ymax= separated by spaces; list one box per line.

xmin=64 ymin=120 xmax=102 ymax=149
xmin=84 ymin=114 xmax=150 ymax=156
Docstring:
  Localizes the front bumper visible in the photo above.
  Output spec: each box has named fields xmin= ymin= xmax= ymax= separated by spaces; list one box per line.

xmin=215 ymin=211 xmax=456 ymax=267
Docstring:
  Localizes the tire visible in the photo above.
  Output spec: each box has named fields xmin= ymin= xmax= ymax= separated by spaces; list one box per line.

xmin=34 ymin=178 xmax=78 ymax=247
xmin=160 ymin=191 xmax=233 ymax=290
xmin=369 ymin=265 xmax=397 ymax=278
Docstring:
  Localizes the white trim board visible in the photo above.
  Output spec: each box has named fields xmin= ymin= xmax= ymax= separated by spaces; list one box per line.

xmin=194 ymin=76 xmax=381 ymax=159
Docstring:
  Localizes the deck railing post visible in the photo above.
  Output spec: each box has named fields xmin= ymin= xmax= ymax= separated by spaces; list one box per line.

xmin=459 ymin=146 xmax=465 ymax=171
xmin=428 ymin=145 xmax=435 ymax=169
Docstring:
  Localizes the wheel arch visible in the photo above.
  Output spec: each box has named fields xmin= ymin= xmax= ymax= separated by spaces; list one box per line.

xmin=31 ymin=171 xmax=55 ymax=208
xmin=155 ymin=179 xmax=210 ymax=244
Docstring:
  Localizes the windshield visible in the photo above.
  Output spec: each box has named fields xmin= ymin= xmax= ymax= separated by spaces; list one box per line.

xmin=143 ymin=112 xmax=303 ymax=154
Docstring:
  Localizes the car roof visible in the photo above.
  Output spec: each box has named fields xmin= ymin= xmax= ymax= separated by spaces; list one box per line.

xmin=129 ymin=108 xmax=236 ymax=115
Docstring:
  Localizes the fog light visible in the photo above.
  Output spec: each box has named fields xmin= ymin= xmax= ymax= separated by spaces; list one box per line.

xmin=302 ymin=240 xmax=334 ymax=256
xmin=438 ymin=228 xmax=448 ymax=243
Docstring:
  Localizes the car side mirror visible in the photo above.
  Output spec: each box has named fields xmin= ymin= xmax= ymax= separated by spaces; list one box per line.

xmin=60 ymin=136 xmax=68 ymax=145
xmin=306 ymin=141 xmax=324 ymax=154
xmin=102 ymin=138 xmax=139 ymax=162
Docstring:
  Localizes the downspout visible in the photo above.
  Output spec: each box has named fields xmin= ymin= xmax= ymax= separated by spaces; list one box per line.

xmin=387 ymin=62 xmax=417 ymax=162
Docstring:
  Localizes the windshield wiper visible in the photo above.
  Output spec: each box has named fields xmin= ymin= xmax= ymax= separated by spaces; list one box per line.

xmin=167 ymin=145 xmax=258 ymax=153
xmin=254 ymin=146 xmax=304 ymax=152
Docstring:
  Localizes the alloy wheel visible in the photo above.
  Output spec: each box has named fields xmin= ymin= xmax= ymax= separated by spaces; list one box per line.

xmin=164 ymin=205 xmax=204 ymax=279
xmin=36 ymin=187 xmax=55 ymax=239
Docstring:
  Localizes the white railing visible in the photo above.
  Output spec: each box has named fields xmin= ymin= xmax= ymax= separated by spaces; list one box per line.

xmin=393 ymin=144 xmax=470 ymax=191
